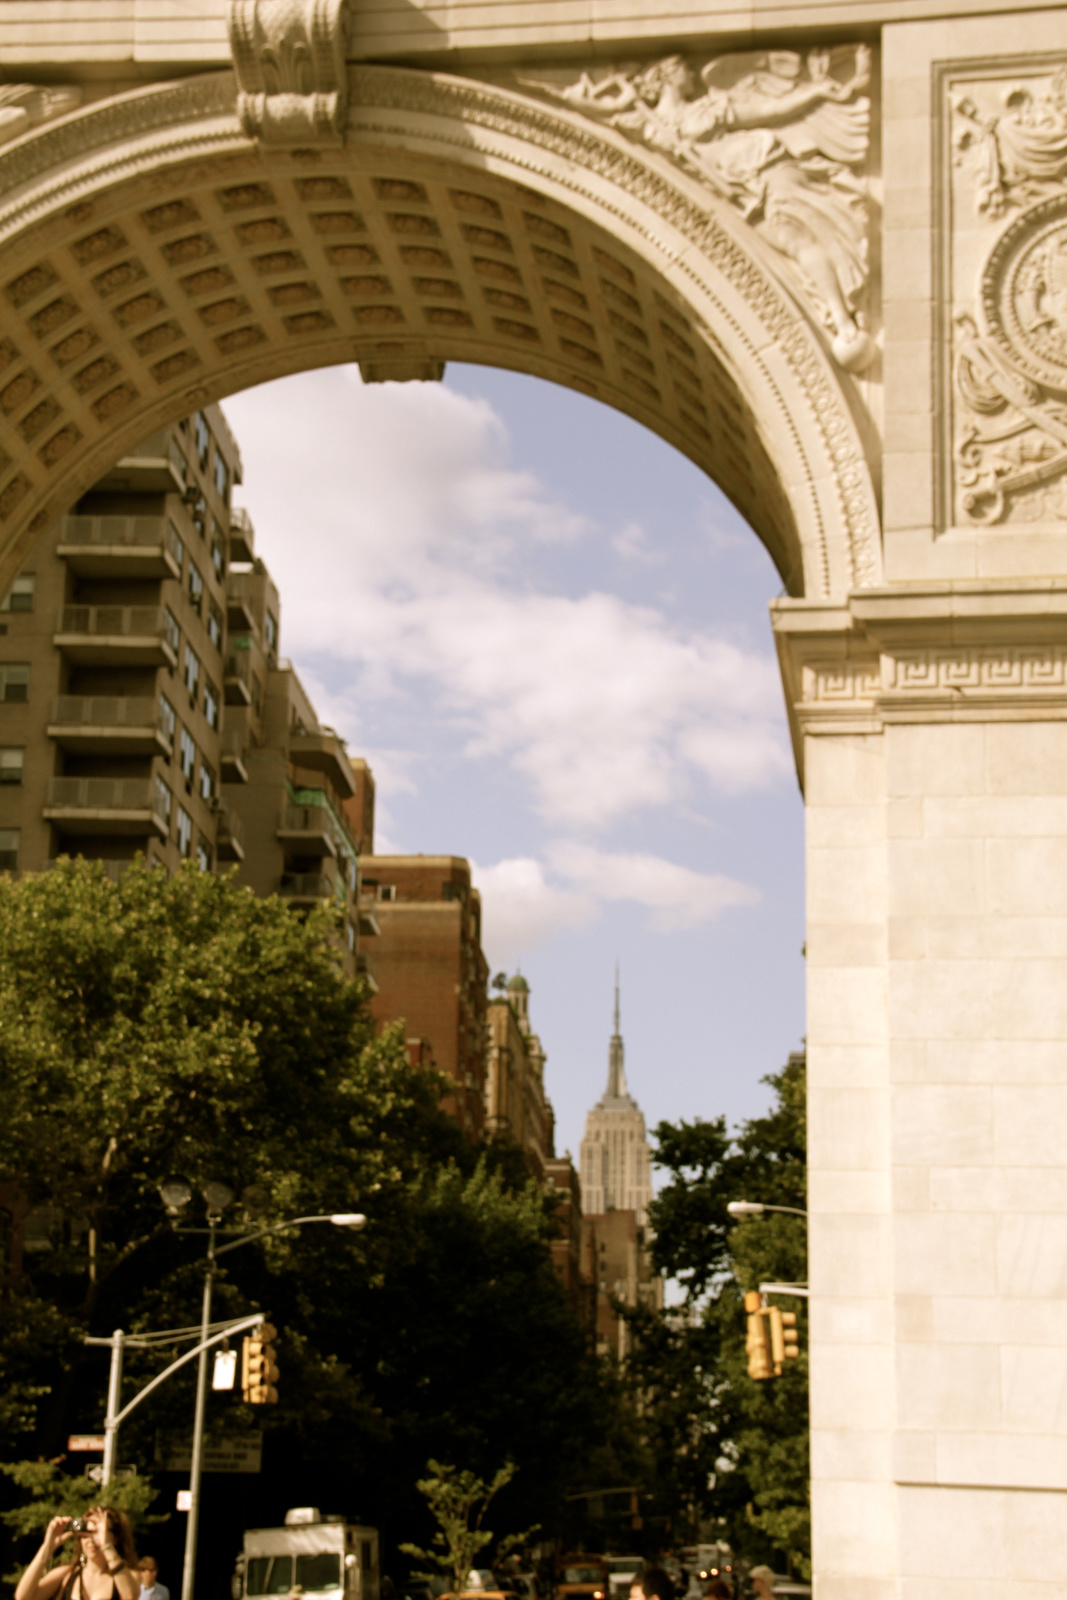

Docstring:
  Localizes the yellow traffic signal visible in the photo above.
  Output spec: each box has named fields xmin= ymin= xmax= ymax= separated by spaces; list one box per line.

xmin=768 ymin=1306 xmax=800 ymax=1370
xmin=241 ymin=1322 xmax=280 ymax=1405
xmin=744 ymin=1290 xmax=774 ymax=1381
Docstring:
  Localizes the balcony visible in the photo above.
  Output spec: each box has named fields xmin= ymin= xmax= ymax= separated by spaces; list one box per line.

xmin=47 ymin=696 xmax=173 ymax=756
xmin=215 ymin=804 xmax=245 ymax=862
xmin=358 ymin=894 xmax=380 ymax=938
xmin=54 ymin=606 xmax=179 ymax=667
xmin=220 ymin=728 xmax=248 ymax=783
xmin=223 ymin=649 xmax=252 ymax=706
xmin=43 ymin=778 xmax=170 ymax=837
xmin=279 ymin=869 xmax=337 ymax=906
xmin=93 ymin=429 xmax=187 ymax=495
xmin=230 ymin=506 xmax=255 ymax=564
xmin=288 ymin=725 xmax=356 ymax=799
xmin=226 ymin=570 xmax=259 ymax=633
xmin=56 ymin=515 xmax=184 ymax=579
xmin=277 ymin=804 xmax=336 ymax=856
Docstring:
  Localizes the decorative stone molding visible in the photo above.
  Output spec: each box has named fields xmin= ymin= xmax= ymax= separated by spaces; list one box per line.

xmin=0 ymin=84 xmax=80 ymax=149
xmin=228 ymin=0 xmax=350 ymax=144
xmin=948 ymin=62 xmax=1067 ymax=525
xmin=351 ymin=66 xmax=882 ymax=590
xmin=520 ymin=46 xmax=874 ymax=373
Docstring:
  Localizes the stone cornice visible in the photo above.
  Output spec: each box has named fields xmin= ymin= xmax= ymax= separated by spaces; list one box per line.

xmin=773 ymin=585 xmax=1067 ymax=782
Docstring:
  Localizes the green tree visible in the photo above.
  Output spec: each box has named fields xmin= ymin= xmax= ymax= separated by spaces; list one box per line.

xmin=400 ymin=1460 xmax=534 ymax=1593
xmin=625 ymin=1056 xmax=809 ymax=1574
xmin=0 ymin=860 xmax=606 ymax=1579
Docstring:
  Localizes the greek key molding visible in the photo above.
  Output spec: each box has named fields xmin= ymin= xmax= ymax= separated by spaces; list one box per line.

xmin=801 ymin=648 xmax=1067 ymax=704
xmin=349 ymin=65 xmax=881 ymax=590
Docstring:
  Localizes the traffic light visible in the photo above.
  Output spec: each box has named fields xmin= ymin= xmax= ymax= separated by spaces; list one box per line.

xmin=241 ymin=1323 xmax=279 ymax=1404
xmin=768 ymin=1306 xmax=800 ymax=1370
xmin=744 ymin=1290 xmax=774 ymax=1380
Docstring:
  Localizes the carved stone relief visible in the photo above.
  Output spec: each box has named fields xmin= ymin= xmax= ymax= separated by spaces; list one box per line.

xmin=228 ymin=0 xmax=350 ymax=144
xmin=520 ymin=46 xmax=874 ymax=373
xmin=950 ymin=65 xmax=1067 ymax=524
xmin=0 ymin=85 xmax=80 ymax=149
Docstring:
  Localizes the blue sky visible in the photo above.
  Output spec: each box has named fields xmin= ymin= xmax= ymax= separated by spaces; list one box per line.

xmin=223 ymin=363 xmax=806 ymax=1165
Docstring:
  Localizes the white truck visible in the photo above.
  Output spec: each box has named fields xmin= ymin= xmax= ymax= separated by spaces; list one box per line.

xmin=234 ymin=1508 xmax=380 ymax=1600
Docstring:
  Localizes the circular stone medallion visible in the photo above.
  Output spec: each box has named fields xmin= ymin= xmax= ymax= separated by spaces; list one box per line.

xmin=981 ymin=194 xmax=1067 ymax=395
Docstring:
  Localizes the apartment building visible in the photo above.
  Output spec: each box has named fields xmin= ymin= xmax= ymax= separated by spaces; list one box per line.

xmin=485 ymin=973 xmax=554 ymax=1178
xmin=218 ymin=555 xmax=368 ymax=980
xmin=360 ymin=854 xmax=489 ymax=1137
xmin=0 ymin=406 xmax=239 ymax=876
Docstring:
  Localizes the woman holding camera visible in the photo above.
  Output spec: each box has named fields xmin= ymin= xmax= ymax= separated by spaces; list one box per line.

xmin=16 ymin=1507 xmax=141 ymax=1600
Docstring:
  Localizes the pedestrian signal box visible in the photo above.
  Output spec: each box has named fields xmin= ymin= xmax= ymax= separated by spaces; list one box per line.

xmin=241 ymin=1323 xmax=280 ymax=1405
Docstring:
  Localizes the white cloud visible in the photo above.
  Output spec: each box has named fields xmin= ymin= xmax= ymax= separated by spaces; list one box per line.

xmin=548 ymin=840 xmax=759 ymax=930
xmin=473 ymin=856 xmax=597 ymax=969
xmin=472 ymin=842 xmax=758 ymax=966
xmin=222 ymin=368 xmax=791 ymax=830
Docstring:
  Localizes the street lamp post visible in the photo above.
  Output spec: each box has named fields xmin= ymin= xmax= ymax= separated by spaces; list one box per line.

xmin=157 ymin=1180 xmax=366 ymax=1600
xmin=727 ymin=1198 xmax=809 ymax=1302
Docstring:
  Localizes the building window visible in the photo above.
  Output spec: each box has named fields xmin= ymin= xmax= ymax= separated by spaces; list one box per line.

xmin=214 ymin=452 xmax=230 ymax=504
xmin=176 ymin=805 xmax=193 ymax=857
xmin=169 ymin=435 xmax=188 ymax=486
xmin=377 ymin=884 xmax=396 ymax=902
xmin=183 ymin=644 xmax=200 ymax=701
xmin=179 ymin=728 xmax=196 ymax=784
xmin=0 ymin=828 xmax=18 ymax=870
xmin=210 ymin=523 xmax=226 ymax=580
xmin=0 ymin=575 xmax=34 ymax=613
xmin=206 ymin=599 xmax=223 ymax=650
xmin=159 ymin=693 xmax=176 ymax=743
xmin=265 ymin=610 xmax=278 ymax=656
xmin=0 ymin=664 xmax=29 ymax=702
xmin=154 ymin=776 xmax=172 ymax=823
xmin=167 ymin=520 xmax=185 ymax=574
xmin=0 ymin=748 xmax=24 ymax=784
xmin=346 ymin=920 xmax=356 ymax=952
xmin=194 ymin=411 xmax=210 ymax=470
xmin=188 ymin=560 xmax=204 ymax=615
xmin=198 ymin=758 xmax=215 ymax=803
xmin=195 ymin=837 xmax=212 ymax=872
xmin=163 ymin=607 xmax=180 ymax=656
xmin=203 ymin=678 xmax=219 ymax=730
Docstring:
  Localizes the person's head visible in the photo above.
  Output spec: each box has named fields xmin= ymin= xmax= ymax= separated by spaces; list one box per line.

xmin=704 ymin=1583 xmax=732 ymax=1600
xmin=635 ymin=1570 xmax=675 ymax=1600
xmin=748 ymin=1569 xmax=775 ymax=1600
xmin=84 ymin=1508 xmax=138 ymax=1568
xmin=140 ymin=1558 xmax=159 ymax=1587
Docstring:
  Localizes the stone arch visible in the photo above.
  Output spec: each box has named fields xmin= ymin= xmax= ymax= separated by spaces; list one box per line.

xmin=0 ymin=65 xmax=881 ymax=601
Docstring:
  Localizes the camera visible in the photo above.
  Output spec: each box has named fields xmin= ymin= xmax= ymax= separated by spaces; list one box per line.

xmin=69 ymin=1520 xmax=86 ymax=1534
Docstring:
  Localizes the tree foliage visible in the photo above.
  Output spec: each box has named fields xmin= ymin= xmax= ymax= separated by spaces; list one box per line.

xmin=624 ymin=1056 xmax=809 ymax=1575
xmin=400 ymin=1460 xmax=535 ymax=1594
xmin=0 ymin=860 xmax=603 ymax=1579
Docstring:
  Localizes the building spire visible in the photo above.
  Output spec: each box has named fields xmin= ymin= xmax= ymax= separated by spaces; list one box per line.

xmin=605 ymin=962 xmax=629 ymax=1100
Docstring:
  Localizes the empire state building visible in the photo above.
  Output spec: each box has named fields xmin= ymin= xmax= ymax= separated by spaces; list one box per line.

xmin=579 ymin=977 xmax=653 ymax=1225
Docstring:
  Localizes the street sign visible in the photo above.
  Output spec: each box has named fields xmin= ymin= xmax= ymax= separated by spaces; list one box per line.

xmin=68 ymin=1435 xmax=105 ymax=1452
xmin=87 ymin=1465 xmax=136 ymax=1483
xmin=176 ymin=1490 xmax=192 ymax=1511
xmin=158 ymin=1432 xmax=263 ymax=1474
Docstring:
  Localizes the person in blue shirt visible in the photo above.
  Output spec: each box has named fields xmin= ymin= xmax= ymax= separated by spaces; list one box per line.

xmin=138 ymin=1558 xmax=169 ymax=1600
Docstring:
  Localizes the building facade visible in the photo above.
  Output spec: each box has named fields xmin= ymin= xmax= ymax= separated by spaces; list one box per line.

xmin=579 ymin=979 xmax=653 ymax=1225
xmin=0 ymin=408 xmax=240 ymax=878
xmin=361 ymin=853 xmax=489 ymax=1137
xmin=485 ymin=973 xmax=554 ymax=1177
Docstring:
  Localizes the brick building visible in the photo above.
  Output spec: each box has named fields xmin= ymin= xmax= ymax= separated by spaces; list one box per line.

xmin=360 ymin=853 xmax=489 ymax=1137
xmin=485 ymin=973 xmax=554 ymax=1177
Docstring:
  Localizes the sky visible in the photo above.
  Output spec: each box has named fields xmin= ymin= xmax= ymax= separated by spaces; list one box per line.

xmin=222 ymin=362 xmax=806 ymax=1166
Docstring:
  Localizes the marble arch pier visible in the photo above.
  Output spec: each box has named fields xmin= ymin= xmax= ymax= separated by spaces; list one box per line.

xmin=4 ymin=2 xmax=1067 ymax=1595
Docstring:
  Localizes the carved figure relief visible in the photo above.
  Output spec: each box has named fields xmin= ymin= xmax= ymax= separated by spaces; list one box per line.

xmin=228 ymin=0 xmax=350 ymax=144
xmin=521 ymin=46 xmax=874 ymax=372
xmin=950 ymin=66 xmax=1067 ymax=524
xmin=0 ymin=84 xmax=80 ymax=148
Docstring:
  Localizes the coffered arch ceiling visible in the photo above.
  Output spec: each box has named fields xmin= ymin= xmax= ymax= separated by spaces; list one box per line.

xmin=0 ymin=67 xmax=881 ymax=601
